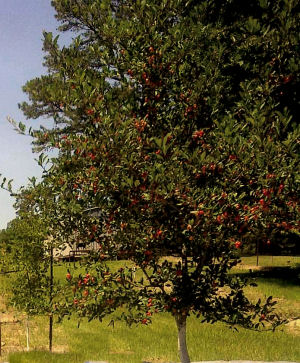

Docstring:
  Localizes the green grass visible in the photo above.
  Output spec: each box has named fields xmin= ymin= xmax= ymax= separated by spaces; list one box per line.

xmin=2 ymin=256 xmax=300 ymax=363
xmin=238 ymin=255 xmax=300 ymax=267
xmin=8 ymin=314 xmax=300 ymax=363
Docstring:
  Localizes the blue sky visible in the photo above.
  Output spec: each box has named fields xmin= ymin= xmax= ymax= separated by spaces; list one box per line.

xmin=0 ymin=1 xmax=69 ymax=229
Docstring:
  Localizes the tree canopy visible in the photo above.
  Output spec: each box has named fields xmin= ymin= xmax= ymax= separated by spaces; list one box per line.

xmin=6 ymin=0 xmax=300 ymax=361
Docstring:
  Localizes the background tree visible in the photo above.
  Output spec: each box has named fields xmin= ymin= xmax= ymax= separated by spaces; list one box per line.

xmin=0 ymin=180 xmax=66 ymax=352
xmin=16 ymin=0 xmax=300 ymax=362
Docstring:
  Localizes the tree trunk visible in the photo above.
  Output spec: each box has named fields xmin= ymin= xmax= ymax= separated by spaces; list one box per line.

xmin=175 ymin=314 xmax=191 ymax=363
xmin=26 ymin=317 xmax=30 ymax=351
xmin=49 ymin=246 xmax=53 ymax=352
xmin=49 ymin=315 xmax=53 ymax=352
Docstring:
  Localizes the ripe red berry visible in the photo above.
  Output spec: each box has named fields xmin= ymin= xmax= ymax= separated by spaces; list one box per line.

xmin=66 ymin=273 xmax=72 ymax=281
xmin=235 ymin=241 xmax=242 ymax=249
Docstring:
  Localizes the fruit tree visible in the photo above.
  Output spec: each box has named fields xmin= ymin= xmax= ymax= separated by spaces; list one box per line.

xmin=18 ymin=1 xmax=299 ymax=361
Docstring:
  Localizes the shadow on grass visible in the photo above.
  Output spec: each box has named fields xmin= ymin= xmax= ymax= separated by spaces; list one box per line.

xmin=233 ymin=266 xmax=300 ymax=287
xmin=9 ymin=351 xmax=82 ymax=363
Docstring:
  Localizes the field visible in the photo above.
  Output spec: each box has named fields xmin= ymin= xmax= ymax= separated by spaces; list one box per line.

xmin=0 ymin=256 xmax=299 ymax=363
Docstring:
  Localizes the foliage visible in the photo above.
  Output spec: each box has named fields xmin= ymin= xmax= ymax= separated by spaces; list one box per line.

xmin=0 ymin=212 xmax=49 ymax=314
xmin=10 ymin=0 xmax=300 ymax=361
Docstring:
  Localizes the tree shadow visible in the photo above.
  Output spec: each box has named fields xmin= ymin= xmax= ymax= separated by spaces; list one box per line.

xmin=233 ymin=266 xmax=300 ymax=287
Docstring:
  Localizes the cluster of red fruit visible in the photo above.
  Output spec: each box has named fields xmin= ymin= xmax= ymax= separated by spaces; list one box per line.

xmin=192 ymin=130 xmax=204 ymax=140
xmin=134 ymin=119 xmax=147 ymax=133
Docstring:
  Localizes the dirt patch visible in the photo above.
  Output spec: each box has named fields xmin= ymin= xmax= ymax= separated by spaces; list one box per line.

xmin=286 ymin=319 xmax=300 ymax=336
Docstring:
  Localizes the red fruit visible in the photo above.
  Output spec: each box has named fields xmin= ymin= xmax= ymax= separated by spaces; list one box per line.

xmin=73 ymin=299 xmax=79 ymax=305
xmin=141 ymin=318 xmax=148 ymax=325
xmin=259 ymin=199 xmax=265 ymax=206
xmin=66 ymin=273 xmax=72 ymax=281
xmin=155 ymin=150 xmax=161 ymax=155
xmin=229 ymin=154 xmax=237 ymax=161
xmin=197 ymin=210 xmax=204 ymax=216
xmin=146 ymin=311 xmax=152 ymax=316
xmin=235 ymin=241 xmax=242 ymax=249
xmin=149 ymin=46 xmax=154 ymax=53
xmin=127 ymin=69 xmax=133 ymax=76
xmin=266 ymin=240 xmax=271 ymax=245
xmin=216 ymin=215 xmax=223 ymax=224
xmin=283 ymin=75 xmax=293 ymax=84
xmin=86 ymin=109 xmax=94 ymax=115
xmin=260 ymin=313 xmax=266 ymax=320
xmin=83 ymin=289 xmax=89 ymax=297
xmin=192 ymin=130 xmax=204 ymax=140
xmin=267 ymin=173 xmax=275 ymax=179
xmin=222 ymin=211 xmax=229 ymax=219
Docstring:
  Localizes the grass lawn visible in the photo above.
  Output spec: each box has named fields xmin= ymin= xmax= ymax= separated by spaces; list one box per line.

xmin=1 ymin=256 xmax=299 ymax=363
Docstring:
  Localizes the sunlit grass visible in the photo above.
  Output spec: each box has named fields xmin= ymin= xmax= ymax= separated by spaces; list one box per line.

xmin=238 ymin=255 xmax=300 ymax=268
xmin=1 ymin=256 xmax=299 ymax=362
xmin=8 ymin=313 xmax=300 ymax=363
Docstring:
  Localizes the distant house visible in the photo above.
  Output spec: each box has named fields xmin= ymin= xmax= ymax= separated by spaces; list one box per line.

xmin=53 ymin=240 xmax=99 ymax=261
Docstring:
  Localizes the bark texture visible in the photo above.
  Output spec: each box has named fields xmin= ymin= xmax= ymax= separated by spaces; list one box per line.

xmin=175 ymin=314 xmax=191 ymax=363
